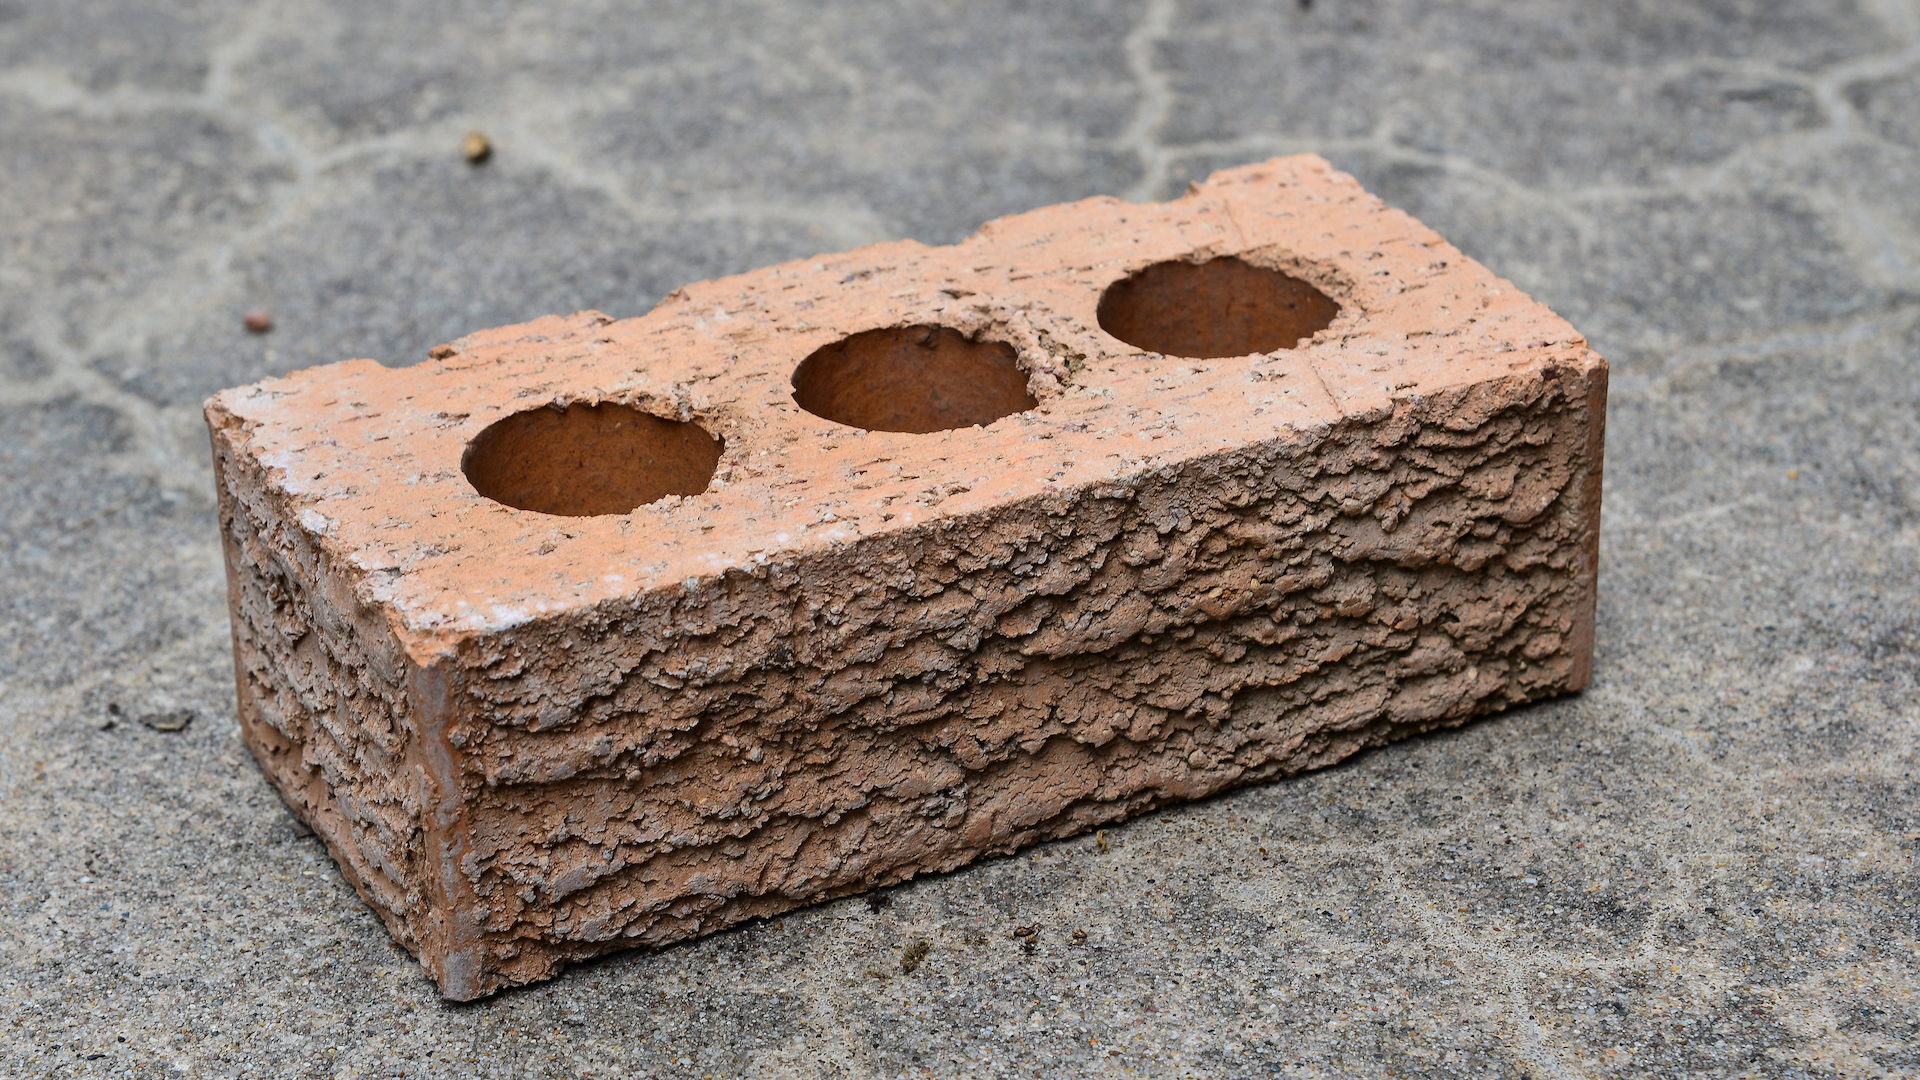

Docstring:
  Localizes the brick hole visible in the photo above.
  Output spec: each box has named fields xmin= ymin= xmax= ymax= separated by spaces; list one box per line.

xmin=791 ymin=324 xmax=1038 ymax=434
xmin=461 ymin=402 xmax=722 ymax=516
xmin=1097 ymin=255 xmax=1340 ymax=358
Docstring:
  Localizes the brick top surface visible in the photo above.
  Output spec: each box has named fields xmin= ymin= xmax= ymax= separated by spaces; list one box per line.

xmin=204 ymin=155 xmax=1598 ymax=659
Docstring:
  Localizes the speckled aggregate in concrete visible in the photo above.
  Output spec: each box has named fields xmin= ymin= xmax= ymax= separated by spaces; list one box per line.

xmin=2 ymin=1 xmax=1917 ymax=1077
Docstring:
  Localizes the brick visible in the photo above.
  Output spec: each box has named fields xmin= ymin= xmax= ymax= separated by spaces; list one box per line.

xmin=205 ymin=155 xmax=1606 ymax=999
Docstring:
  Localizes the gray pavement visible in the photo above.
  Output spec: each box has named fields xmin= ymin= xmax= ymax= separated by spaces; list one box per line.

xmin=4 ymin=1 xmax=1920 ymax=1076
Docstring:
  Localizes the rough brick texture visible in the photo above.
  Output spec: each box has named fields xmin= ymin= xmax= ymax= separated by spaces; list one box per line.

xmin=205 ymin=155 xmax=1606 ymax=999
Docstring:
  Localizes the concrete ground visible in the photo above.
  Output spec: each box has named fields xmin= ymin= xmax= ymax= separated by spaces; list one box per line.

xmin=3 ymin=0 xmax=1919 ymax=1076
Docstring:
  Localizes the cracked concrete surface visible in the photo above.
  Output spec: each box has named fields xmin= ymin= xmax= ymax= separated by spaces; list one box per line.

xmin=2 ymin=0 xmax=1917 ymax=1076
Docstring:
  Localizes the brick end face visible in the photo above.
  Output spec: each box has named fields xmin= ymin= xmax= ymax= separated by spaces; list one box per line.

xmin=206 ymin=156 xmax=1607 ymax=998
xmin=211 ymin=415 xmax=449 ymax=973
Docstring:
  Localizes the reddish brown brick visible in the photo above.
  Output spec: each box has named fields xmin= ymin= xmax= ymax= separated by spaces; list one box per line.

xmin=206 ymin=155 xmax=1606 ymax=999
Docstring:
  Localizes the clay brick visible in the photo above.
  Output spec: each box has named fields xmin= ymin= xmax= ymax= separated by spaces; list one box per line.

xmin=206 ymin=155 xmax=1606 ymax=999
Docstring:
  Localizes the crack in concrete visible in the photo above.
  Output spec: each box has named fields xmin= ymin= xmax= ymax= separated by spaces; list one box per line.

xmin=1119 ymin=0 xmax=1178 ymax=203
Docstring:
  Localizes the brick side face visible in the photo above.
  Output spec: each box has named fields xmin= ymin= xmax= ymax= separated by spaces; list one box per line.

xmin=206 ymin=156 xmax=1606 ymax=998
